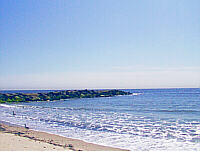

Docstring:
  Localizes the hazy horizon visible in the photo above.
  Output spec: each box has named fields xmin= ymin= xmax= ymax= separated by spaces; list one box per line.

xmin=0 ymin=88 xmax=200 ymax=91
xmin=1 ymin=0 xmax=200 ymax=89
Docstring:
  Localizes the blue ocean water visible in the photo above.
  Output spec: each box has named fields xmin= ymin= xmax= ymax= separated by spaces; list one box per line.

xmin=0 ymin=88 xmax=200 ymax=151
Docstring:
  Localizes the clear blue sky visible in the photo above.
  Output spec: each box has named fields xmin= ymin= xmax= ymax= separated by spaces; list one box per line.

xmin=0 ymin=0 xmax=200 ymax=89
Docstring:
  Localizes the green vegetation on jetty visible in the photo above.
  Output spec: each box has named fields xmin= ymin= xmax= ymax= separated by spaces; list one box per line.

xmin=0 ymin=89 xmax=131 ymax=103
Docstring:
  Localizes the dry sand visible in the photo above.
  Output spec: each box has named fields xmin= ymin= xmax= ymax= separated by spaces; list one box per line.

xmin=0 ymin=122 xmax=129 ymax=151
xmin=0 ymin=132 xmax=71 ymax=151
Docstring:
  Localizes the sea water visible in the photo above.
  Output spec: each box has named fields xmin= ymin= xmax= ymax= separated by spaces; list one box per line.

xmin=0 ymin=88 xmax=200 ymax=151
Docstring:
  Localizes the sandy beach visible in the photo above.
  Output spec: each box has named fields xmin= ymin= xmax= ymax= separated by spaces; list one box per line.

xmin=0 ymin=122 xmax=129 ymax=151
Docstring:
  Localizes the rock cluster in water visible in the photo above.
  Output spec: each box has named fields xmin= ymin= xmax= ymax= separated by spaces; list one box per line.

xmin=0 ymin=89 xmax=131 ymax=103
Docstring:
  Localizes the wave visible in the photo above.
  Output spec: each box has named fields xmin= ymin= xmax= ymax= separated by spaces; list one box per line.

xmin=0 ymin=104 xmax=15 ymax=108
xmin=143 ymin=109 xmax=200 ymax=113
xmin=7 ymin=103 xmax=200 ymax=114
xmin=131 ymin=93 xmax=143 ymax=96
xmin=7 ymin=104 xmax=116 ymax=112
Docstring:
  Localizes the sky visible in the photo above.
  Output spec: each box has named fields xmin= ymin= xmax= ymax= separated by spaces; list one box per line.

xmin=0 ymin=0 xmax=200 ymax=89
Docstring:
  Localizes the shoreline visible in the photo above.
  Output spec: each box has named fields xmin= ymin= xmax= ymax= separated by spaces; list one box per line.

xmin=0 ymin=121 xmax=129 ymax=151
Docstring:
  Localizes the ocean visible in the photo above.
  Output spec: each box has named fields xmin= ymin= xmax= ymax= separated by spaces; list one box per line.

xmin=0 ymin=88 xmax=200 ymax=151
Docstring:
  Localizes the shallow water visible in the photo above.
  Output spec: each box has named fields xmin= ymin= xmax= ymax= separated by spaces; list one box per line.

xmin=0 ymin=88 xmax=200 ymax=151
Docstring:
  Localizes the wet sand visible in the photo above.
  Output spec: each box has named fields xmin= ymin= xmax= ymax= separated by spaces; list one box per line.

xmin=0 ymin=122 xmax=129 ymax=151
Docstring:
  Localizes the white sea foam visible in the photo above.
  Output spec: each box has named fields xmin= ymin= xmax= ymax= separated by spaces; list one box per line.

xmin=132 ymin=93 xmax=143 ymax=96
xmin=0 ymin=104 xmax=15 ymax=108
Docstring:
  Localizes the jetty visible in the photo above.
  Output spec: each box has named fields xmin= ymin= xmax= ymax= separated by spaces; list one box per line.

xmin=0 ymin=89 xmax=131 ymax=103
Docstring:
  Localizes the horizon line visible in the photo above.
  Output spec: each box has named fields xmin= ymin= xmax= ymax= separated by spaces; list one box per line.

xmin=0 ymin=87 xmax=199 ymax=91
